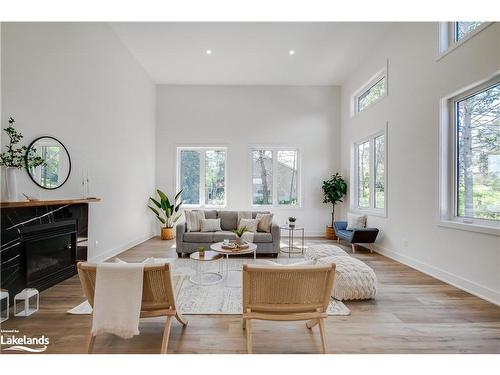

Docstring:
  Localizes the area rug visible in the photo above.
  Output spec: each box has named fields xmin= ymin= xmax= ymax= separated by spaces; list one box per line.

xmin=68 ymin=257 xmax=350 ymax=316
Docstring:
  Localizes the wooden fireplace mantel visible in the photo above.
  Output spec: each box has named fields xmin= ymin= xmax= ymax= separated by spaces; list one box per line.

xmin=0 ymin=198 xmax=101 ymax=208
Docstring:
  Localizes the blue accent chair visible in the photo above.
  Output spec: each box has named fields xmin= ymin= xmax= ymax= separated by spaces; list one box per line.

xmin=333 ymin=221 xmax=379 ymax=253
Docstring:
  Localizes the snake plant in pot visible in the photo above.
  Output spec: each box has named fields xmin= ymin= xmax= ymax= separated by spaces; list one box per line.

xmin=148 ymin=189 xmax=183 ymax=240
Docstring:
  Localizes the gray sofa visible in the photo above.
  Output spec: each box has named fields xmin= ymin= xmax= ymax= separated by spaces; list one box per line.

xmin=175 ymin=210 xmax=280 ymax=257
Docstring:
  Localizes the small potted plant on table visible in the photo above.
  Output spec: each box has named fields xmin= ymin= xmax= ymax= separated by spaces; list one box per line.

xmin=288 ymin=217 xmax=297 ymax=228
xmin=148 ymin=189 xmax=183 ymax=240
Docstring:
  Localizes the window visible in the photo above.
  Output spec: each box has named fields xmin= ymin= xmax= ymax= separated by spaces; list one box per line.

xmin=252 ymin=148 xmax=299 ymax=206
xmin=455 ymin=82 xmax=499 ymax=221
xmin=352 ymin=68 xmax=387 ymax=115
xmin=177 ymin=147 xmax=226 ymax=207
xmin=454 ymin=22 xmax=483 ymax=42
xmin=439 ymin=74 xmax=500 ymax=234
xmin=352 ymin=132 xmax=386 ymax=214
xmin=438 ymin=22 xmax=492 ymax=57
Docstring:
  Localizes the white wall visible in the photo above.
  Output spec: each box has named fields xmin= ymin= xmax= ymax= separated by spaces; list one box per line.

xmin=340 ymin=22 xmax=500 ymax=304
xmin=1 ymin=23 xmax=157 ymax=261
xmin=156 ymin=85 xmax=340 ymax=235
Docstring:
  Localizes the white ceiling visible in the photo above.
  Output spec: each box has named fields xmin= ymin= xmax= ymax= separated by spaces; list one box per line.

xmin=109 ymin=22 xmax=396 ymax=85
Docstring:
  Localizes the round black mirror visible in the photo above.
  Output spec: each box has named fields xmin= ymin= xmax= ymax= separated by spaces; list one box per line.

xmin=25 ymin=136 xmax=71 ymax=190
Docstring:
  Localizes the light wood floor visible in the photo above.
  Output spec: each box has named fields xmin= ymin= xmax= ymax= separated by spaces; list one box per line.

xmin=2 ymin=237 xmax=499 ymax=354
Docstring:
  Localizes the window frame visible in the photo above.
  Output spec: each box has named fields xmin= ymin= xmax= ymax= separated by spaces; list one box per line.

xmin=438 ymin=73 xmax=500 ymax=235
xmin=437 ymin=22 xmax=493 ymax=61
xmin=249 ymin=146 xmax=301 ymax=208
xmin=351 ymin=65 xmax=388 ymax=117
xmin=350 ymin=127 xmax=388 ymax=217
xmin=176 ymin=146 xmax=228 ymax=209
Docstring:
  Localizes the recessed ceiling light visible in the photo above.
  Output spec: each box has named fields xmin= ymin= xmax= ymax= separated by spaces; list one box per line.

xmin=206 ymin=49 xmax=212 ymax=55
xmin=289 ymin=50 xmax=296 ymax=55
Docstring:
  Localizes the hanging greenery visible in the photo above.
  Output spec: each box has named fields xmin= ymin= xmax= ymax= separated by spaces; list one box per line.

xmin=0 ymin=117 xmax=45 ymax=170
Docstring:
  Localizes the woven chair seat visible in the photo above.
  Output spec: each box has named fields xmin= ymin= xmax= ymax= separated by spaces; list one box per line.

xmin=317 ymin=255 xmax=377 ymax=301
xmin=304 ymin=244 xmax=349 ymax=262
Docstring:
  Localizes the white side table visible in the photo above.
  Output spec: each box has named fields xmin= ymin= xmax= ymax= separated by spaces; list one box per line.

xmin=0 ymin=289 xmax=9 ymax=323
xmin=189 ymin=251 xmax=224 ymax=286
xmin=14 ymin=288 xmax=39 ymax=317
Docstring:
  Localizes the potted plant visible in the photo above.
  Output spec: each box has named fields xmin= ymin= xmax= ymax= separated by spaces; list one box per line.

xmin=148 ymin=189 xmax=183 ymax=240
xmin=288 ymin=216 xmax=296 ymax=228
xmin=0 ymin=117 xmax=45 ymax=201
xmin=232 ymin=226 xmax=248 ymax=245
xmin=198 ymin=246 xmax=205 ymax=257
xmin=322 ymin=173 xmax=347 ymax=240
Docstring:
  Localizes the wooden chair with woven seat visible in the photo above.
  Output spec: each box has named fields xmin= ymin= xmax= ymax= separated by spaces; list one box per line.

xmin=77 ymin=262 xmax=187 ymax=354
xmin=242 ymin=263 xmax=336 ymax=354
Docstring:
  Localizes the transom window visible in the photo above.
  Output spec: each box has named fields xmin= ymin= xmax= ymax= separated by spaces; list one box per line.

xmin=177 ymin=147 xmax=227 ymax=207
xmin=251 ymin=148 xmax=300 ymax=207
xmin=454 ymin=22 xmax=483 ymax=42
xmin=352 ymin=132 xmax=386 ymax=214
xmin=352 ymin=68 xmax=387 ymax=115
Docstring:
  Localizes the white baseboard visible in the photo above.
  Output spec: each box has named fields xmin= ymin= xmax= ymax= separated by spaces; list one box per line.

xmin=372 ymin=244 xmax=500 ymax=306
xmin=88 ymin=232 xmax=156 ymax=263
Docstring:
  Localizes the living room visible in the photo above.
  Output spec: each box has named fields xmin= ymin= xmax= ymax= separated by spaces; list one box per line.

xmin=0 ymin=0 xmax=499 ymax=372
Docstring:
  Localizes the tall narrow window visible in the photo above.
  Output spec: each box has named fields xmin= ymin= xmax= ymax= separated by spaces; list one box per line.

xmin=357 ymin=141 xmax=371 ymax=208
xmin=353 ymin=132 xmax=386 ymax=214
xmin=177 ymin=147 xmax=226 ymax=207
xmin=252 ymin=148 xmax=300 ymax=206
xmin=455 ymin=83 xmax=499 ymax=221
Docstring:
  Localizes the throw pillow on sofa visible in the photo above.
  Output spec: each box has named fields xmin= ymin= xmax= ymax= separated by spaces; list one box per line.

xmin=200 ymin=218 xmax=222 ymax=232
xmin=185 ymin=210 xmax=205 ymax=232
xmin=239 ymin=218 xmax=259 ymax=233
xmin=346 ymin=213 xmax=367 ymax=230
xmin=255 ymin=213 xmax=273 ymax=233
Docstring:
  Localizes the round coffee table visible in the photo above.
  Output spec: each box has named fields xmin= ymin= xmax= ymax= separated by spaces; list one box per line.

xmin=189 ymin=250 xmax=224 ymax=286
xmin=210 ymin=242 xmax=257 ymax=288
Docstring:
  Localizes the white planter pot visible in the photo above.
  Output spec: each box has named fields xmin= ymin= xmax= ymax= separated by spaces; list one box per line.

xmin=4 ymin=167 xmax=19 ymax=201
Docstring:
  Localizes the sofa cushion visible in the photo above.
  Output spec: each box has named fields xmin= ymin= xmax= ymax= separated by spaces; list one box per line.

xmin=183 ymin=232 xmax=214 ymax=243
xmin=336 ymin=230 xmax=353 ymax=240
xmin=251 ymin=211 xmax=270 ymax=218
xmin=255 ymin=213 xmax=273 ymax=233
xmin=239 ymin=218 xmax=259 ymax=233
xmin=204 ymin=210 xmax=218 ymax=219
xmin=253 ymin=232 xmax=273 ymax=243
xmin=346 ymin=212 xmax=367 ymax=230
xmin=200 ymin=218 xmax=222 ymax=232
xmin=213 ymin=231 xmax=238 ymax=242
xmin=218 ymin=211 xmax=238 ymax=230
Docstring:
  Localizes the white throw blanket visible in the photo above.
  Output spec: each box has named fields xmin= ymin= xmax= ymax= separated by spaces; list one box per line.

xmin=92 ymin=262 xmax=144 ymax=339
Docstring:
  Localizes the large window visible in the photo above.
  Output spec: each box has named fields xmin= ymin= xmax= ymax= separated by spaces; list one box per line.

xmin=177 ymin=147 xmax=226 ymax=207
xmin=455 ymin=82 xmax=499 ymax=221
xmin=440 ymin=75 xmax=500 ymax=234
xmin=252 ymin=148 xmax=299 ymax=206
xmin=352 ymin=132 xmax=386 ymax=214
xmin=352 ymin=68 xmax=387 ymax=115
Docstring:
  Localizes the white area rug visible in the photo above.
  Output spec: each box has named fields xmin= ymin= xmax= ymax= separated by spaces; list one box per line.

xmin=68 ymin=257 xmax=350 ymax=316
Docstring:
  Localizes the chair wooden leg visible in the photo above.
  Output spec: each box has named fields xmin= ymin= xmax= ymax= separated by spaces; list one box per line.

xmin=175 ymin=312 xmax=188 ymax=326
xmin=87 ymin=333 xmax=96 ymax=354
xmin=245 ymin=319 xmax=253 ymax=354
xmin=318 ymin=318 xmax=328 ymax=354
xmin=160 ymin=316 xmax=173 ymax=354
xmin=337 ymin=238 xmax=340 ymax=244
xmin=368 ymin=244 xmax=374 ymax=253
xmin=306 ymin=319 xmax=319 ymax=329
xmin=242 ymin=318 xmax=246 ymax=330
xmin=351 ymin=244 xmax=356 ymax=253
